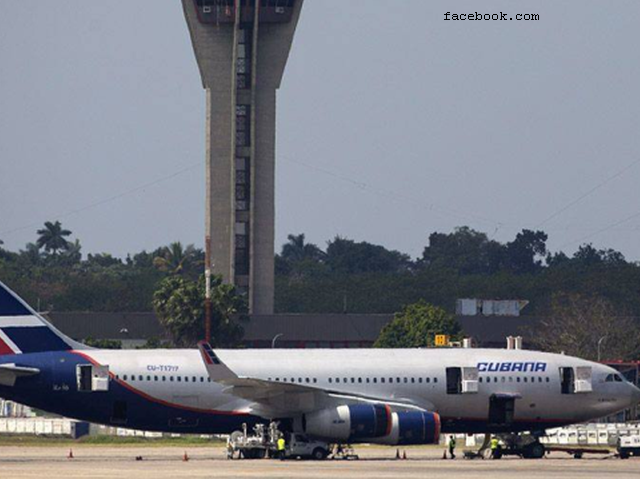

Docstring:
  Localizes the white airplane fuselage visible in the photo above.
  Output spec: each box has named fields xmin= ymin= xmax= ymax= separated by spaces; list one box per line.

xmin=1 ymin=347 xmax=638 ymax=438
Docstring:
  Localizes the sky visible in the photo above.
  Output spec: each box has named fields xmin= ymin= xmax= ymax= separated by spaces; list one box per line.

xmin=1 ymin=1 xmax=640 ymax=261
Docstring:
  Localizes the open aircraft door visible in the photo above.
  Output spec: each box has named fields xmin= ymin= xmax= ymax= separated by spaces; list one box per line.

xmin=446 ymin=367 xmax=479 ymax=394
xmin=560 ymin=366 xmax=592 ymax=394
xmin=76 ymin=364 xmax=110 ymax=392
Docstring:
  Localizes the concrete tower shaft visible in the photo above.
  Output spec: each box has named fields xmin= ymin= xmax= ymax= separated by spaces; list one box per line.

xmin=182 ymin=0 xmax=304 ymax=314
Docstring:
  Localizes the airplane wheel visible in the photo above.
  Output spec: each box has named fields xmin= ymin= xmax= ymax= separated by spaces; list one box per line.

xmin=523 ymin=442 xmax=545 ymax=459
xmin=312 ymin=448 xmax=328 ymax=460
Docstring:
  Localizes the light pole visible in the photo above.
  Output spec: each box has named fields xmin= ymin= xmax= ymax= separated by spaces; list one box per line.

xmin=272 ymin=333 xmax=284 ymax=349
xmin=597 ymin=335 xmax=608 ymax=362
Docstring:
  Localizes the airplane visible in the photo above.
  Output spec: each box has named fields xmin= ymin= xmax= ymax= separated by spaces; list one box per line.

xmin=0 ymin=280 xmax=638 ymax=459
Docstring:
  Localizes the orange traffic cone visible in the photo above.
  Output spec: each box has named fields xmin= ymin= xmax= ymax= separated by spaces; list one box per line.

xmin=67 ymin=449 xmax=74 ymax=460
xmin=442 ymin=450 xmax=448 ymax=459
xmin=395 ymin=449 xmax=401 ymax=460
xmin=183 ymin=451 xmax=189 ymax=462
xmin=403 ymin=450 xmax=407 ymax=460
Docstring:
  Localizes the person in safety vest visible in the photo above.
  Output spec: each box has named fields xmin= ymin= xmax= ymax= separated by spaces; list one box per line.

xmin=490 ymin=437 xmax=501 ymax=459
xmin=448 ymin=435 xmax=457 ymax=459
xmin=277 ymin=436 xmax=286 ymax=460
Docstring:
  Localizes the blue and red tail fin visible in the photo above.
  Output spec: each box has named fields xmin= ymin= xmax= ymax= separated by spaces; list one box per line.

xmin=0 ymin=280 xmax=86 ymax=355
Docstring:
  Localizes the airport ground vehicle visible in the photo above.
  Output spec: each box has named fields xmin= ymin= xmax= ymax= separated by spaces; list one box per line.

xmin=617 ymin=435 xmax=640 ymax=459
xmin=226 ymin=422 xmax=330 ymax=460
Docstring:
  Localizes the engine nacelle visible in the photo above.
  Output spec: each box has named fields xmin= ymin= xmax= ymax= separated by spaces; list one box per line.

xmin=301 ymin=405 xmax=440 ymax=446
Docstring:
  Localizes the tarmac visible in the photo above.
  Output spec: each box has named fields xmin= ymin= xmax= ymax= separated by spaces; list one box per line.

xmin=0 ymin=445 xmax=638 ymax=479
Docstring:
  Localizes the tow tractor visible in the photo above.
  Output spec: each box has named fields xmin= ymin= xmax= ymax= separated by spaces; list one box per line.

xmin=617 ymin=435 xmax=640 ymax=459
xmin=227 ymin=422 xmax=331 ymax=460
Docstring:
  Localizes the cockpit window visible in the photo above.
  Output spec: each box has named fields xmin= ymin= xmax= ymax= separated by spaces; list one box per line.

xmin=606 ymin=373 xmax=625 ymax=382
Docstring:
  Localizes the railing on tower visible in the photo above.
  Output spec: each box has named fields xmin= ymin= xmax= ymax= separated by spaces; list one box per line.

xmin=194 ymin=0 xmax=295 ymax=24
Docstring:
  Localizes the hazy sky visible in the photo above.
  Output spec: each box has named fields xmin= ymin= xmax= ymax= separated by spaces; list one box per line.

xmin=1 ymin=1 xmax=640 ymax=260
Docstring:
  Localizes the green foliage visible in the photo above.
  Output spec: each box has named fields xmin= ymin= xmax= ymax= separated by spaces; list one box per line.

xmin=153 ymin=242 xmax=203 ymax=277
xmin=152 ymin=275 xmax=246 ymax=348
xmin=374 ymin=301 xmax=462 ymax=348
xmin=83 ymin=337 xmax=122 ymax=349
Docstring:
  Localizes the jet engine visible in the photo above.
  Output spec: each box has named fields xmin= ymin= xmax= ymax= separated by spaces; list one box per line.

xmin=300 ymin=404 xmax=440 ymax=445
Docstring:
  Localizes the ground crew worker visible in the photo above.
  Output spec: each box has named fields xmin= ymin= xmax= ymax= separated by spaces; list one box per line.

xmin=448 ymin=435 xmax=456 ymax=459
xmin=277 ymin=435 xmax=286 ymax=460
xmin=490 ymin=436 xmax=501 ymax=459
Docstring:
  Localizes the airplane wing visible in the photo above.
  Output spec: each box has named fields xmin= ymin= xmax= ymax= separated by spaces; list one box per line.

xmin=0 ymin=364 xmax=40 ymax=387
xmin=198 ymin=342 xmax=434 ymax=417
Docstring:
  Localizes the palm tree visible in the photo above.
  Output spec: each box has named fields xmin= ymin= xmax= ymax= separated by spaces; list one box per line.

xmin=153 ymin=242 xmax=200 ymax=275
xmin=36 ymin=221 xmax=72 ymax=255
xmin=280 ymin=234 xmax=325 ymax=263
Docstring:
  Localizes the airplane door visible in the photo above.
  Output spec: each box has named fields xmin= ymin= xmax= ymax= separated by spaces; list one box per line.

xmin=560 ymin=367 xmax=575 ymax=394
xmin=488 ymin=395 xmax=515 ymax=427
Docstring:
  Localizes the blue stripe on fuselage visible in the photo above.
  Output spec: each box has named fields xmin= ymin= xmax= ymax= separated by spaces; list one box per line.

xmin=0 ymin=351 xmax=258 ymax=435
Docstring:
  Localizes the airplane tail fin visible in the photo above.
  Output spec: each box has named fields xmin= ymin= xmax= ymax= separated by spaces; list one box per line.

xmin=0 ymin=280 xmax=86 ymax=355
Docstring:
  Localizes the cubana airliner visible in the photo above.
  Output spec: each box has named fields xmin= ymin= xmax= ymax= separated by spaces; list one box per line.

xmin=0 ymin=280 xmax=638 ymax=457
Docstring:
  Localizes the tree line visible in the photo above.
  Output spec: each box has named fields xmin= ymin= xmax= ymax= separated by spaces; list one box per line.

xmin=1 ymin=222 xmax=639 ymax=358
xmin=2 ymin=223 xmax=640 ymax=317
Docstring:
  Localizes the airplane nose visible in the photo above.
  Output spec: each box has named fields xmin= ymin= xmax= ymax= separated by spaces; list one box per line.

xmin=631 ymin=384 xmax=640 ymax=405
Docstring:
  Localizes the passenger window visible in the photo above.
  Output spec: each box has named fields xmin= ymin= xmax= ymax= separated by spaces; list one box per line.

xmin=336 ymin=378 xmax=340 ymax=383
xmin=358 ymin=378 xmax=362 ymax=383
xmin=509 ymin=377 xmax=513 ymax=382
xmin=479 ymin=377 xmax=483 ymax=383
xmin=350 ymin=378 xmax=354 ymax=383
xmin=154 ymin=376 xmax=158 ymax=381
xmin=397 ymin=378 xmax=401 ymax=383
xmin=313 ymin=378 xmax=317 ymax=383
xmin=501 ymin=377 xmax=506 ymax=383
xmin=146 ymin=376 xmax=151 ymax=381
xmin=177 ymin=377 xmax=182 ymax=382
xmin=389 ymin=378 xmax=393 ymax=384
xmin=403 ymin=378 xmax=408 ymax=384
xmin=426 ymin=378 xmax=430 ymax=383
xmin=434 ymin=378 xmax=438 ymax=383
xmin=329 ymin=378 xmax=332 ymax=383
xmin=517 ymin=377 xmax=521 ymax=383
xmin=123 ymin=375 xmax=128 ymax=381
xmin=418 ymin=378 xmax=423 ymax=383
xmin=373 ymin=378 xmax=377 ymax=383
xmin=170 ymin=376 xmax=174 ymax=382
xmin=381 ymin=378 xmax=385 ymax=383
xmin=411 ymin=378 xmax=415 ymax=384
xmin=523 ymin=377 xmax=528 ymax=383
xmin=185 ymin=377 xmax=189 ymax=382
xmin=193 ymin=377 xmax=197 ymax=382
xmin=366 ymin=378 xmax=370 ymax=383
xmin=162 ymin=376 xmax=166 ymax=382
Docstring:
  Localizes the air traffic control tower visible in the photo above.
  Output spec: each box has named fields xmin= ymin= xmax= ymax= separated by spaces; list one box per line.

xmin=182 ymin=0 xmax=304 ymax=314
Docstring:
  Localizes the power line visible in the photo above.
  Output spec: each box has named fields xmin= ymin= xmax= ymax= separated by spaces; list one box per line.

xmin=535 ymin=157 xmax=640 ymax=228
xmin=280 ymin=156 xmax=504 ymax=228
xmin=1 ymin=161 xmax=201 ymax=237
xmin=558 ymin=209 xmax=640 ymax=250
